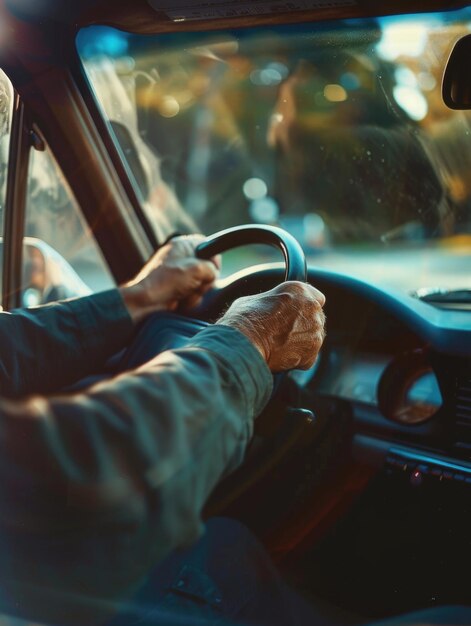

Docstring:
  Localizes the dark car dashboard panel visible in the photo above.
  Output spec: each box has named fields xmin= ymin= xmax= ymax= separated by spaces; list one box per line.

xmin=303 ymin=267 xmax=471 ymax=483
xmin=200 ymin=264 xmax=471 ymax=483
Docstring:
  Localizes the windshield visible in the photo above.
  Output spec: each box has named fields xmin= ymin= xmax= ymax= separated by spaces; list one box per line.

xmin=77 ymin=9 xmax=471 ymax=294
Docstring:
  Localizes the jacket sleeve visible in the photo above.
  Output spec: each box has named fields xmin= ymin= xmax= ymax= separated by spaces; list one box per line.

xmin=0 ymin=325 xmax=273 ymax=573
xmin=0 ymin=290 xmax=134 ymax=398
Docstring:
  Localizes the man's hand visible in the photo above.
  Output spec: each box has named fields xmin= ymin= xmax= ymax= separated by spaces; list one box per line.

xmin=120 ymin=235 xmax=220 ymax=324
xmin=217 ymin=281 xmax=326 ymax=372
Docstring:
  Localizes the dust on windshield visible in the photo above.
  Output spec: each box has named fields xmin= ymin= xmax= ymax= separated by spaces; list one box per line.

xmin=77 ymin=9 xmax=471 ymax=293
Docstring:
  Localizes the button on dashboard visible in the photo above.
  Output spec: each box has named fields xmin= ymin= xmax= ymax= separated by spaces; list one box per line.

xmin=384 ymin=450 xmax=471 ymax=487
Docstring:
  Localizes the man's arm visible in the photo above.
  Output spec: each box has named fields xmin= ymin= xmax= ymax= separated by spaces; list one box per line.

xmin=0 ymin=236 xmax=220 ymax=398
xmin=0 ymin=323 xmax=270 ymax=515
xmin=0 ymin=326 xmax=271 ymax=588
xmin=0 ymin=281 xmax=325 ymax=606
xmin=0 ymin=282 xmax=324 ymax=535
xmin=0 ymin=290 xmax=134 ymax=398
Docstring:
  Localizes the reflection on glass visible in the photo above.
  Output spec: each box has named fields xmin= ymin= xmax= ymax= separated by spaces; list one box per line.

xmin=78 ymin=9 xmax=471 ymax=290
xmin=24 ymin=148 xmax=114 ymax=297
xmin=0 ymin=70 xmax=13 ymax=304
xmin=389 ymin=369 xmax=443 ymax=425
xmin=403 ymin=370 xmax=443 ymax=422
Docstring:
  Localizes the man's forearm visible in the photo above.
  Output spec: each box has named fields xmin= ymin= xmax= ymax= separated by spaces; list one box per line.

xmin=0 ymin=290 xmax=134 ymax=398
xmin=0 ymin=326 xmax=272 ymax=599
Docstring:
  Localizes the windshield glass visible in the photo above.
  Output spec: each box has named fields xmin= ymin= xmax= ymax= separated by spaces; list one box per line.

xmin=77 ymin=9 xmax=471 ymax=293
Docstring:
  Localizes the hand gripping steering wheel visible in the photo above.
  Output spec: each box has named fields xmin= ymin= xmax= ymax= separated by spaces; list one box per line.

xmin=115 ymin=224 xmax=307 ymax=372
xmin=70 ymin=225 xmax=307 ymax=395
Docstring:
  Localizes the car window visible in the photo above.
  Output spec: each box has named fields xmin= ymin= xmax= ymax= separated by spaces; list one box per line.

xmin=22 ymin=145 xmax=114 ymax=306
xmin=0 ymin=70 xmax=13 ymax=307
xmin=77 ymin=8 xmax=471 ymax=295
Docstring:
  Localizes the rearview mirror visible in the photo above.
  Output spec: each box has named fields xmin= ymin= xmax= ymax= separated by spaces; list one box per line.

xmin=442 ymin=34 xmax=471 ymax=110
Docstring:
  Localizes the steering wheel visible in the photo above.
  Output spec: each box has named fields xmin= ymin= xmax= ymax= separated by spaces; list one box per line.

xmin=113 ymin=224 xmax=307 ymax=371
xmin=194 ymin=224 xmax=306 ymax=282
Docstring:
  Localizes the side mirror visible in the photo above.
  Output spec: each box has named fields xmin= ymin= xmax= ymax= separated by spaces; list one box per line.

xmin=22 ymin=237 xmax=91 ymax=307
xmin=442 ymin=34 xmax=471 ymax=110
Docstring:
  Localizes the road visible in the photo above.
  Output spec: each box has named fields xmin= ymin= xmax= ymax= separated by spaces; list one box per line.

xmin=309 ymin=241 xmax=471 ymax=294
xmin=219 ymin=240 xmax=471 ymax=296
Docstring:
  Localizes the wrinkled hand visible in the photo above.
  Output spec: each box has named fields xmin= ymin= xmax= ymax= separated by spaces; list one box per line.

xmin=121 ymin=235 xmax=220 ymax=324
xmin=217 ymin=281 xmax=326 ymax=372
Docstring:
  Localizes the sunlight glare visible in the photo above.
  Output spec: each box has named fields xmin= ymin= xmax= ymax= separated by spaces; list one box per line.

xmin=377 ymin=22 xmax=428 ymax=60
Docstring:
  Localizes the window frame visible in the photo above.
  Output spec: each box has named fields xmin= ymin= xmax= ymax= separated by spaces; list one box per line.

xmin=2 ymin=92 xmax=30 ymax=311
xmin=0 ymin=78 xmax=132 ymax=310
xmin=3 ymin=22 xmax=155 ymax=289
xmin=71 ymin=51 xmax=161 ymax=251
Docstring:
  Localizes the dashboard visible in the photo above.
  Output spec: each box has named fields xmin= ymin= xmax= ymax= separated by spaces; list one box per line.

xmin=302 ymin=267 xmax=471 ymax=485
xmin=199 ymin=263 xmax=471 ymax=483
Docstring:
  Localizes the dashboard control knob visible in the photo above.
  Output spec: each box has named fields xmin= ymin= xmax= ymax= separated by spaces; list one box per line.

xmin=410 ymin=469 xmax=423 ymax=487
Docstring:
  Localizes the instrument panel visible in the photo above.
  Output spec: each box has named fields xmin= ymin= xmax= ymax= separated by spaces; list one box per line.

xmin=308 ymin=347 xmax=443 ymax=426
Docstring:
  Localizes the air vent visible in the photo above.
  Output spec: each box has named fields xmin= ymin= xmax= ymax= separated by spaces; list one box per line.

xmin=454 ymin=378 xmax=471 ymax=459
xmin=456 ymin=378 xmax=471 ymax=426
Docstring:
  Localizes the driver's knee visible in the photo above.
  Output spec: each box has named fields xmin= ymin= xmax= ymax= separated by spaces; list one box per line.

xmin=131 ymin=516 xmax=293 ymax=624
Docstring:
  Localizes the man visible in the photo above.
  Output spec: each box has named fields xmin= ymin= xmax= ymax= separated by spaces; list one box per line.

xmin=0 ymin=234 xmax=326 ymax=625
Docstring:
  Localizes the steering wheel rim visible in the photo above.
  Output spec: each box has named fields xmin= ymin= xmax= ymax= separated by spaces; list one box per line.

xmin=195 ymin=224 xmax=307 ymax=283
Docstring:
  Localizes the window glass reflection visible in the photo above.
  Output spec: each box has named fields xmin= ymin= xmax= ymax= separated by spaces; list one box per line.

xmin=78 ymin=10 xmax=471 ymax=291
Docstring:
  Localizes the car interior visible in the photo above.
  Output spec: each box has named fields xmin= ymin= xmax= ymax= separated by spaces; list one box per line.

xmin=0 ymin=0 xmax=470 ymax=624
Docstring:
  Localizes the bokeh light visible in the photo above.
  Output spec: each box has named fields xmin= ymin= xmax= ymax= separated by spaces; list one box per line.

xmin=377 ymin=22 xmax=429 ymax=60
xmin=243 ymin=177 xmax=268 ymax=200
xmin=393 ymin=86 xmax=428 ymax=121
xmin=324 ymin=84 xmax=348 ymax=102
